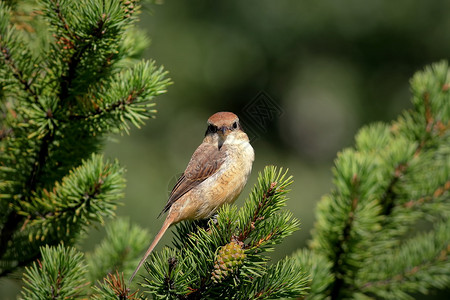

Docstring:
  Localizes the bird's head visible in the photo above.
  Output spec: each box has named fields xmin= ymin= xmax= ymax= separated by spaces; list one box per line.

xmin=205 ymin=112 xmax=247 ymax=148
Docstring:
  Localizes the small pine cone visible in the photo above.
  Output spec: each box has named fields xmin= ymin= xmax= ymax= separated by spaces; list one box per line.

xmin=211 ymin=242 xmax=246 ymax=283
xmin=122 ymin=0 xmax=137 ymax=17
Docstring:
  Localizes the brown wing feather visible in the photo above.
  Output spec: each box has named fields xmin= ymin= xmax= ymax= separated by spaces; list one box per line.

xmin=160 ymin=143 xmax=227 ymax=215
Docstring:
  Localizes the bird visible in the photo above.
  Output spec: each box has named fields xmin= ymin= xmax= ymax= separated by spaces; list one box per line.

xmin=129 ymin=111 xmax=255 ymax=283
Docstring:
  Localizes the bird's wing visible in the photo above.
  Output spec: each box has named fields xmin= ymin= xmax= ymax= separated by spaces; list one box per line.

xmin=160 ymin=142 xmax=227 ymax=215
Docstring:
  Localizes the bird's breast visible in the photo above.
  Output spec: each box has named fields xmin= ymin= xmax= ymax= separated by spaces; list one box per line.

xmin=188 ymin=140 xmax=254 ymax=219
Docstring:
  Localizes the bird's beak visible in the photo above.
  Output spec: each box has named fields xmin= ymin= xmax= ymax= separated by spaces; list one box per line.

xmin=220 ymin=126 xmax=227 ymax=135
xmin=217 ymin=126 xmax=228 ymax=150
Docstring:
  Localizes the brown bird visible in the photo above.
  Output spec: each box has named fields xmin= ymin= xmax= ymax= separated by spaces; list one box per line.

xmin=129 ymin=112 xmax=254 ymax=283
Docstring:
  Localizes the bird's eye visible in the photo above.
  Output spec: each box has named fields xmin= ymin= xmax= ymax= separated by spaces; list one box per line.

xmin=232 ymin=122 xmax=238 ymax=129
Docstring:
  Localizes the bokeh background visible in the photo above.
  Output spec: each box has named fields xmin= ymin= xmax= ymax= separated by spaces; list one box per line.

xmin=4 ymin=0 xmax=450 ymax=298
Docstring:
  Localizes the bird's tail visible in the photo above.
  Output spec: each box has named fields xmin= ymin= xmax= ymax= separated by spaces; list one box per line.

xmin=128 ymin=216 xmax=173 ymax=284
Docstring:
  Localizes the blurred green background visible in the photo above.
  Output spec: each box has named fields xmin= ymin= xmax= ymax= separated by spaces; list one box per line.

xmin=4 ymin=0 xmax=450 ymax=298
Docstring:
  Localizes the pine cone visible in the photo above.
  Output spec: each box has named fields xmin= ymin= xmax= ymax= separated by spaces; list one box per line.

xmin=122 ymin=0 xmax=137 ymax=17
xmin=211 ymin=241 xmax=246 ymax=283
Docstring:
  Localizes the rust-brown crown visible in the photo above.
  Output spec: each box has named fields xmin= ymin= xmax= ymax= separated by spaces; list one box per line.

xmin=207 ymin=112 xmax=239 ymax=127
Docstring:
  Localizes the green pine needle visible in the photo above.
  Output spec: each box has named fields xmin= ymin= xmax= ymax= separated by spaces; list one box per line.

xmin=21 ymin=244 xmax=88 ymax=299
xmin=21 ymin=154 xmax=125 ymax=241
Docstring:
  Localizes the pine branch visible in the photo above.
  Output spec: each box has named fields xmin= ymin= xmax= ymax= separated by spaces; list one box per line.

xmin=237 ymin=167 xmax=294 ymax=246
xmin=26 ymin=130 xmax=54 ymax=194
xmin=48 ymin=0 xmax=78 ymax=41
xmin=21 ymin=244 xmax=88 ymax=299
xmin=379 ymin=162 xmax=407 ymax=216
xmin=141 ymin=166 xmax=307 ymax=300
xmin=359 ymin=221 xmax=450 ymax=300
xmin=69 ymin=60 xmax=171 ymax=133
xmin=40 ymin=0 xmax=146 ymax=107
xmin=305 ymin=61 xmax=450 ymax=299
xmin=377 ymin=64 xmax=449 ymax=218
xmin=329 ymin=182 xmax=358 ymax=300
xmin=19 ymin=242 xmax=147 ymax=299
xmin=0 ymin=154 xmax=125 ymax=275
xmin=92 ymin=271 xmax=146 ymax=300
xmin=22 ymin=154 xmax=125 ymax=238
xmin=141 ymin=248 xmax=192 ymax=299
xmin=293 ymin=249 xmax=334 ymax=300
xmin=237 ymin=181 xmax=278 ymax=243
xmin=245 ymin=258 xmax=308 ymax=300
xmin=403 ymin=180 xmax=450 ymax=209
xmin=0 ymin=1 xmax=170 ymax=291
xmin=311 ymin=149 xmax=385 ymax=299
xmin=0 ymin=0 xmax=170 ymax=278
xmin=0 ymin=2 xmax=41 ymax=105
xmin=0 ymin=42 xmax=39 ymax=103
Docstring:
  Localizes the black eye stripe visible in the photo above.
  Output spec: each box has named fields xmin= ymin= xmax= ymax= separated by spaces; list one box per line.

xmin=208 ymin=125 xmax=217 ymax=133
xmin=205 ymin=124 xmax=217 ymax=136
xmin=205 ymin=122 xmax=238 ymax=135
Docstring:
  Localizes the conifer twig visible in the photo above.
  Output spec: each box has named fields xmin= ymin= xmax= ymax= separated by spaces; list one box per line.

xmin=237 ymin=181 xmax=277 ymax=243
xmin=329 ymin=175 xmax=360 ymax=300
xmin=0 ymin=42 xmax=39 ymax=104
